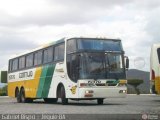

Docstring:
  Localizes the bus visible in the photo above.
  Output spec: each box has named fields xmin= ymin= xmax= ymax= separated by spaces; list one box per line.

xmin=150 ymin=43 xmax=160 ymax=94
xmin=8 ymin=37 xmax=129 ymax=105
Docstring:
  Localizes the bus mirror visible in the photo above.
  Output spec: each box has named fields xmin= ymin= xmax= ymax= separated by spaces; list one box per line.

xmin=125 ymin=57 xmax=129 ymax=69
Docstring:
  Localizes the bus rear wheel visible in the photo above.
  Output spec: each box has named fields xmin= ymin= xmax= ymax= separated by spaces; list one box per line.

xmin=97 ymin=99 xmax=104 ymax=105
xmin=19 ymin=88 xmax=33 ymax=103
xmin=60 ymin=86 xmax=68 ymax=105
xmin=20 ymin=88 xmax=26 ymax=103
xmin=15 ymin=89 xmax=21 ymax=103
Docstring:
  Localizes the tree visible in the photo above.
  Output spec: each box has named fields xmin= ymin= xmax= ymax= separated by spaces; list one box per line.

xmin=0 ymin=85 xmax=8 ymax=96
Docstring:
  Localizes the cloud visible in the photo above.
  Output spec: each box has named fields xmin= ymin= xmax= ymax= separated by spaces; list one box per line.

xmin=0 ymin=39 xmax=37 ymax=71
xmin=145 ymin=7 xmax=160 ymax=44
xmin=0 ymin=36 xmax=37 ymax=52
xmin=0 ymin=0 xmax=160 ymax=72
xmin=0 ymin=27 xmax=37 ymax=52
xmin=133 ymin=0 xmax=160 ymax=10
xmin=0 ymin=0 xmax=134 ymax=27
xmin=0 ymin=0 xmax=159 ymax=27
xmin=49 ymin=0 xmax=132 ymax=9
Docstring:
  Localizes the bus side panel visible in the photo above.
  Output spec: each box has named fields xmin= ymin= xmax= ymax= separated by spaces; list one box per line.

xmin=156 ymin=55 xmax=160 ymax=94
xmin=36 ymin=66 xmax=48 ymax=98
xmin=36 ymin=64 xmax=55 ymax=98
xmin=41 ymin=64 xmax=55 ymax=98
xmin=8 ymin=67 xmax=42 ymax=98
xmin=150 ymin=45 xmax=160 ymax=94
xmin=8 ymin=81 xmax=24 ymax=97
xmin=47 ymin=62 xmax=79 ymax=99
xmin=155 ymin=76 xmax=160 ymax=94
xmin=25 ymin=67 xmax=42 ymax=98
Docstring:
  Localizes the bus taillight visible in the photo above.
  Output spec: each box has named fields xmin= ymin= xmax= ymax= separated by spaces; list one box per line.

xmin=152 ymin=69 xmax=155 ymax=80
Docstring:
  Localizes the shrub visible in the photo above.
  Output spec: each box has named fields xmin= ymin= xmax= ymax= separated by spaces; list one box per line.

xmin=127 ymin=79 xmax=144 ymax=95
xmin=0 ymin=85 xmax=8 ymax=96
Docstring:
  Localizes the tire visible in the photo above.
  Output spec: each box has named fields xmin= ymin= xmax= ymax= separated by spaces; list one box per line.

xmin=97 ymin=99 xmax=104 ymax=105
xmin=25 ymin=98 xmax=33 ymax=103
xmin=60 ymin=86 xmax=68 ymax=105
xmin=19 ymin=88 xmax=33 ymax=103
xmin=44 ymin=98 xmax=58 ymax=103
xmin=151 ymin=85 xmax=157 ymax=94
xmin=20 ymin=88 xmax=26 ymax=103
xmin=15 ymin=89 xmax=21 ymax=103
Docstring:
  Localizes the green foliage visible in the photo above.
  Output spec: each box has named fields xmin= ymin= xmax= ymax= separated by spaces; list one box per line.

xmin=127 ymin=79 xmax=144 ymax=95
xmin=0 ymin=85 xmax=8 ymax=96
xmin=127 ymin=79 xmax=143 ymax=87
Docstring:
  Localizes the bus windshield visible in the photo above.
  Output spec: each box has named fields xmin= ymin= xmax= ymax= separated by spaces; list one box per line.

xmin=79 ymin=52 xmax=125 ymax=80
xmin=77 ymin=39 xmax=123 ymax=51
xmin=67 ymin=38 xmax=126 ymax=82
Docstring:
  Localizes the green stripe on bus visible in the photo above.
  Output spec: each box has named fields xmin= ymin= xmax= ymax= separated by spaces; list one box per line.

xmin=41 ymin=64 xmax=55 ymax=98
xmin=36 ymin=66 xmax=48 ymax=98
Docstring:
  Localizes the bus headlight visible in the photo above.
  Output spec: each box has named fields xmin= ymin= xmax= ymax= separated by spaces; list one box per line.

xmin=85 ymin=90 xmax=94 ymax=94
xmin=119 ymin=90 xmax=127 ymax=93
xmin=85 ymin=90 xmax=94 ymax=97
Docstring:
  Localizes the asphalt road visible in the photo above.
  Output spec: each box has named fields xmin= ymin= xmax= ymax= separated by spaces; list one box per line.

xmin=0 ymin=95 xmax=159 ymax=120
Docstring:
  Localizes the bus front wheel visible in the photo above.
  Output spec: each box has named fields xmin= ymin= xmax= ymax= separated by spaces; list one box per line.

xmin=60 ymin=86 xmax=68 ymax=105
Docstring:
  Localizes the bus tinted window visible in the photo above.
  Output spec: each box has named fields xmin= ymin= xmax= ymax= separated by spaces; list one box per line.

xmin=34 ymin=50 xmax=42 ymax=66
xmin=77 ymin=39 xmax=122 ymax=51
xmin=19 ymin=56 xmax=25 ymax=69
xmin=54 ymin=43 xmax=65 ymax=61
xmin=157 ymin=48 xmax=160 ymax=63
xmin=26 ymin=53 xmax=33 ymax=67
xmin=67 ymin=39 xmax=76 ymax=53
xmin=9 ymin=60 xmax=12 ymax=72
xmin=43 ymin=47 xmax=53 ymax=64
xmin=67 ymin=54 xmax=79 ymax=82
xmin=12 ymin=59 xmax=18 ymax=71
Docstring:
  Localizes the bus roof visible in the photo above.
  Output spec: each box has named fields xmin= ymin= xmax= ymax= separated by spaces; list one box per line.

xmin=10 ymin=38 xmax=65 ymax=59
xmin=9 ymin=37 xmax=121 ymax=59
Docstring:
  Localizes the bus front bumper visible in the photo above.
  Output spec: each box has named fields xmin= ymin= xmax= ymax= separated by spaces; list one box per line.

xmin=78 ymin=87 xmax=127 ymax=98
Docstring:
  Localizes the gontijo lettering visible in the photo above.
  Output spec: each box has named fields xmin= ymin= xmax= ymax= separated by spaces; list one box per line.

xmin=19 ymin=71 xmax=33 ymax=78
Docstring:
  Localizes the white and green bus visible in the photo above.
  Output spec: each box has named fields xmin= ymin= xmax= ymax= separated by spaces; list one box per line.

xmin=8 ymin=37 xmax=129 ymax=105
xmin=150 ymin=43 xmax=160 ymax=94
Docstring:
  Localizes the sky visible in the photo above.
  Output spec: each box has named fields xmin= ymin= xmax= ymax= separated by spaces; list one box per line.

xmin=0 ymin=0 xmax=160 ymax=72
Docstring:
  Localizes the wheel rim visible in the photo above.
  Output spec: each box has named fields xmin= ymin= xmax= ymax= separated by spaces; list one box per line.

xmin=21 ymin=93 xmax=25 ymax=102
xmin=16 ymin=90 xmax=21 ymax=102
xmin=21 ymin=90 xmax=25 ymax=102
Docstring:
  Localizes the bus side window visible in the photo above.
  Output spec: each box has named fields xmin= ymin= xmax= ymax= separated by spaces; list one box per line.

xmin=12 ymin=58 xmax=18 ymax=71
xmin=43 ymin=47 xmax=53 ymax=64
xmin=157 ymin=48 xmax=160 ymax=63
xmin=67 ymin=39 xmax=76 ymax=53
xmin=67 ymin=54 xmax=79 ymax=82
xmin=34 ymin=50 xmax=43 ymax=66
xmin=54 ymin=43 xmax=65 ymax=61
xmin=9 ymin=60 xmax=12 ymax=72
xmin=26 ymin=53 xmax=33 ymax=68
xmin=19 ymin=56 xmax=25 ymax=69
